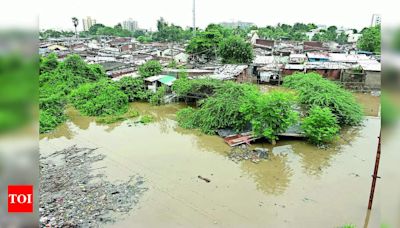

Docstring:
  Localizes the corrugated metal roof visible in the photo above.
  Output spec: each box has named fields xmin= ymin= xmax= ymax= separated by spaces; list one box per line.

xmin=358 ymin=60 xmax=381 ymax=72
xmin=158 ymin=75 xmax=176 ymax=86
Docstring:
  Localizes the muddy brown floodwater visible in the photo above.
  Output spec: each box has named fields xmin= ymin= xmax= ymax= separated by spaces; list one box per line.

xmin=40 ymin=95 xmax=384 ymax=228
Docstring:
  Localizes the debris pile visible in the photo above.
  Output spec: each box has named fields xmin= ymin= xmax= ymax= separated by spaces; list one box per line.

xmin=39 ymin=145 xmax=147 ymax=227
xmin=228 ymin=145 xmax=269 ymax=163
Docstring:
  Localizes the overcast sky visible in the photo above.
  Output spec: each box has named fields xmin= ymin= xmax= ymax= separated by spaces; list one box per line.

xmin=2 ymin=0 xmax=391 ymax=31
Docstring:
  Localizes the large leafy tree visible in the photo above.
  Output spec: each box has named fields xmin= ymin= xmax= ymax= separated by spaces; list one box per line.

xmin=138 ymin=60 xmax=162 ymax=77
xmin=357 ymin=25 xmax=381 ymax=53
xmin=186 ymin=29 xmax=223 ymax=59
xmin=218 ymin=36 xmax=254 ymax=64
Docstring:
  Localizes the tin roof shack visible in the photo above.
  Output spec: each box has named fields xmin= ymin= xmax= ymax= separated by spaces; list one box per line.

xmin=306 ymin=52 xmax=329 ymax=62
xmin=289 ymin=54 xmax=307 ymax=64
xmin=358 ymin=60 xmax=381 ymax=89
xmin=306 ymin=62 xmax=351 ymax=80
xmin=303 ymin=41 xmax=329 ymax=52
xmin=144 ymin=75 xmax=176 ymax=93
xmin=258 ymin=64 xmax=284 ymax=84
xmin=254 ymin=39 xmax=275 ymax=50
xmin=162 ymin=68 xmax=214 ymax=78
xmin=211 ymin=65 xmax=250 ymax=82
xmin=282 ymin=62 xmax=352 ymax=81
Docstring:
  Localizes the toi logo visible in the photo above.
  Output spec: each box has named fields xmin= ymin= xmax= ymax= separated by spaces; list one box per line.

xmin=8 ymin=185 xmax=33 ymax=213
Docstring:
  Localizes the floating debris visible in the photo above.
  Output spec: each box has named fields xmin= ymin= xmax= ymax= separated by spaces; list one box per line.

xmin=228 ymin=145 xmax=269 ymax=163
xmin=198 ymin=175 xmax=211 ymax=183
xmin=40 ymin=145 xmax=147 ymax=227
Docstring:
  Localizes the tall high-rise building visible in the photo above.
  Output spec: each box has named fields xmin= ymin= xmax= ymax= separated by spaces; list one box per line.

xmin=82 ymin=16 xmax=97 ymax=31
xmin=122 ymin=18 xmax=138 ymax=31
xmin=371 ymin=14 xmax=381 ymax=27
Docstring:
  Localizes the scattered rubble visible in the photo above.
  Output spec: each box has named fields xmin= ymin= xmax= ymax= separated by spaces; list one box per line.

xmin=228 ymin=145 xmax=268 ymax=163
xmin=39 ymin=145 xmax=147 ymax=227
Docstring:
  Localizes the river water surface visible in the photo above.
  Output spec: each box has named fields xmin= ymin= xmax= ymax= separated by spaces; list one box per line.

xmin=40 ymin=94 xmax=384 ymax=228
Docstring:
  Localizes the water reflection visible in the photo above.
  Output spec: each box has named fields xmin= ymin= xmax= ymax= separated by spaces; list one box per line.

xmin=241 ymin=153 xmax=293 ymax=195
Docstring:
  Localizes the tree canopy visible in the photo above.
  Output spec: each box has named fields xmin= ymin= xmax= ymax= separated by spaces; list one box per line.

xmin=357 ymin=25 xmax=381 ymax=53
xmin=218 ymin=36 xmax=254 ymax=64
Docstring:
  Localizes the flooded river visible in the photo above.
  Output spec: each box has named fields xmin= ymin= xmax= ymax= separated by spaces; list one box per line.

xmin=40 ymin=95 xmax=384 ymax=227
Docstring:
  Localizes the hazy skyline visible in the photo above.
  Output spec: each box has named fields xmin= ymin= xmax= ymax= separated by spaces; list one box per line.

xmin=3 ymin=0 xmax=384 ymax=31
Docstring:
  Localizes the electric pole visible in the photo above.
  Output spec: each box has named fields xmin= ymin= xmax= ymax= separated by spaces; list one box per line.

xmin=193 ymin=0 xmax=196 ymax=36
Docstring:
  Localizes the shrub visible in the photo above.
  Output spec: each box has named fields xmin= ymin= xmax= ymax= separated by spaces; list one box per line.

xmin=140 ymin=115 xmax=154 ymax=124
xmin=149 ymin=85 xmax=167 ymax=105
xmin=172 ymin=77 xmax=223 ymax=97
xmin=116 ymin=77 xmax=150 ymax=101
xmin=240 ymin=91 xmax=298 ymax=142
xmin=138 ymin=60 xmax=162 ymax=78
xmin=302 ymin=106 xmax=340 ymax=144
xmin=176 ymin=107 xmax=198 ymax=129
xmin=39 ymin=94 xmax=66 ymax=133
xmin=283 ymin=73 xmax=363 ymax=126
xmin=39 ymin=54 xmax=108 ymax=132
xmin=176 ymin=82 xmax=258 ymax=134
xmin=69 ymin=79 xmax=128 ymax=116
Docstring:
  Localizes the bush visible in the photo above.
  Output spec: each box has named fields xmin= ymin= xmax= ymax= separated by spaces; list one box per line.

xmin=283 ymin=73 xmax=363 ymax=126
xmin=140 ymin=115 xmax=154 ymax=124
xmin=116 ymin=77 xmax=150 ymax=101
xmin=176 ymin=107 xmax=198 ymax=129
xmin=69 ymin=79 xmax=128 ymax=116
xmin=149 ymin=85 xmax=167 ymax=105
xmin=39 ymin=94 xmax=66 ymax=133
xmin=302 ymin=106 xmax=340 ymax=144
xmin=138 ymin=60 xmax=162 ymax=78
xmin=172 ymin=77 xmax=223 ymax=97
xmin=39 ymin=54 xmax=108 ymax=132
xmin=176 ymin=82 xmax=258 ymax=134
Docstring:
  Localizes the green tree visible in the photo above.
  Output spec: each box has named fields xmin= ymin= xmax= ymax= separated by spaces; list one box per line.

xmin=240 ymin=91 xmax=298 ymax=143
xmin=302 ymin=106 xmax=340 ymax=144
xmin=357 ymin=25 xmax=381 ymax=53
xmin=40 ymin=53 xmax=58 ymax=74
xmin=88 ymin=23 xmax=105 ymax=35
xmin=283 ymin=73 xmax=363 ymax=126
xmin=116 ymin=77 xmax=150 ymax=102
xmin=218 ymin=36 xmax=254 ymax=64
xmin=186 ymin=30 xmax=223 ymax=59
xmin=336 ymin=32 xmax=348 ymax=44
xmin=138 ymin=60 xmax=162 ymax=77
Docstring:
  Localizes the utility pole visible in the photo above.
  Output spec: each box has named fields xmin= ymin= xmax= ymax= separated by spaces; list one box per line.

xmin=192 ymin=0 xmax=196 ymax=36
xmin=367 ymin=131 xmax=381 ymax=210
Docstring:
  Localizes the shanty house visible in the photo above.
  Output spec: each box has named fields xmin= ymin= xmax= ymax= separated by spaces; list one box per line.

xmin=306 ymin=52 xmax=329 ymax=62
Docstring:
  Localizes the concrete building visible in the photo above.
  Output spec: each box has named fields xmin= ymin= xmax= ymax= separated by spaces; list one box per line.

xmin=82 ymin=17 xmax=96 ymax=31
xmin=122 ymin=19 xmax=138 ymax=31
